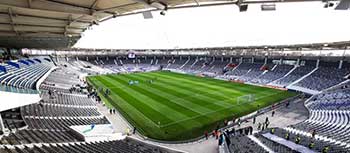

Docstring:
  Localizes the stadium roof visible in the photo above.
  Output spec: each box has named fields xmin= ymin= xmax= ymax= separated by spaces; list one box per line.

xmin=0 ymin=0 xmax=340 ymax=49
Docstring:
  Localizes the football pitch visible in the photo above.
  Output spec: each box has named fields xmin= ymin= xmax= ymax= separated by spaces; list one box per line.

xmin=87 ymin=71 xmax=296 ymax=141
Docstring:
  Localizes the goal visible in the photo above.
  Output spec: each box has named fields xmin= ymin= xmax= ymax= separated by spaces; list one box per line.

xmin=237 ymin=94 xmax=256 ymax=105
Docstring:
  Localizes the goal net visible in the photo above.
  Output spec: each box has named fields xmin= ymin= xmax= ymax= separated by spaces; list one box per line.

xmin=237 ymin=94 xmax=256 ymax=105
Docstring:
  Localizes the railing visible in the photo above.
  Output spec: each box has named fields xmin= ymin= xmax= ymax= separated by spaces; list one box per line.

xmin=0 ymin=84 xmax=38 ymax=94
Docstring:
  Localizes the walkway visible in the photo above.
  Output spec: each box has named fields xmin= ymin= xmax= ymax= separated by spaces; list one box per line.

xmin=240 ymin=99 xmax=309 ymax=132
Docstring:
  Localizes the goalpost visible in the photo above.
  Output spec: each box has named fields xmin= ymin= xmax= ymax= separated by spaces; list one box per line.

xmin=237 ymin=94 xmax=256 ymax=105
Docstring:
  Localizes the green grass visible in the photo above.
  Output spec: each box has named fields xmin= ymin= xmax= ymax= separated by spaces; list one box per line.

xmin=87 ymin=71 xmax=296 ymax=141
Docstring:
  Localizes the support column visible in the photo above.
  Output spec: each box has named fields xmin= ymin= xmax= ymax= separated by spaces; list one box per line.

xmin=230 ymin=57 xmax=233 ymax=63
xmin=240 ymin=57 xmax=243 ymax=63
xmin=339 ymin=60 xmax=343 ymax=69
xmin=296 ymin=58 xmax=300 ymax=66
xmin=221 ymin=57 xmax=224 ymax=62
xmin=280 ymin=58 xmax=283 ymax=65
xmin=5 ymin=48 xmax=12 ymax=60
xmin=316 ymin=59 xmax=320 ymax=68
xmin=264 ymin=57 xmax=268 ymax=65
xmin=0 ymin=114 xmax=5 ymax=133
xmin=251 ymin=57 xmax=254 ymax=63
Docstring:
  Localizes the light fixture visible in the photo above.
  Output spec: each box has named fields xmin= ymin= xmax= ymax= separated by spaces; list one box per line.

xmin=261 ymin=4 xmax=276 ymax=11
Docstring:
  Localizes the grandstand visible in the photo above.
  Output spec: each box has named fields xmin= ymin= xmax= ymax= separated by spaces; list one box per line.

xmin=1 ymin=0 xmax=350 ymax=153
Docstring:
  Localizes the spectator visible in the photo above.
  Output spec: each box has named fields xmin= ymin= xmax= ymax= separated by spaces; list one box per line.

xmin=253 ymin=116 xmax=256 ymax=124
xmin=271 ymin=110 xmax=275 ymax=117
xmin=215 ymin=131 xmax=219 ymax=140
xmin=322 ymin=146 xmax=329 ymax=153
xmin=295 ymin=135 xmax=301 ymax=144
xmin=261 ymin=123 xmax=265 ymax=131
xmin=312 ymin=130 xmax=316 ymax=139
xmin=218 ymin=133 xmax=224 ymax=145
xmin=133 ymin=126 xmax=137 ymax=134
xmin=126 ymin=128 xmax=130 ymax=136
xmin=204 ymin=131 xmax=208 ymax=140
xmin=231 ymin=128 xmax=236 ymax=136
xmin=309 ymin=141 xmax=315 ymax=149
xmin=224 ymin=120 xmax=228 ymax=126
xmin=285 ymin=132 xmax=290 ymax=140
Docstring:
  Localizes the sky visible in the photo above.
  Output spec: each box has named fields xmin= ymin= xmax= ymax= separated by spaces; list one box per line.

xmin=74 ymin=1 xmax=350 ymax=49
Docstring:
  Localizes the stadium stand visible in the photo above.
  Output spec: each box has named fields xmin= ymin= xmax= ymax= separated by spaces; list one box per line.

xmin=0 ymin=57 xmax=54 ymax=89
xmin=251 ymin=64 xmax=295 ymax=84
xmin=295 ymin=63 xmax=350 ymax=91
xmin=0 ymin=60 xmax=179 ymax=153
xmin=0 ymin=137 xmax=176 ymax=153
xmin=1 ymin=55 xmax=350 ymax=153
xmin=274 ymin=65 xmax=315 ymax=87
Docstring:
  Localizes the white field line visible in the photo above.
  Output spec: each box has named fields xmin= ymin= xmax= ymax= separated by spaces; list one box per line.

xmin=106 ymin=82 xmax=277 ymax=107
xmin=96 ymin=77 xmax=163 ymax=129
xmin=95 ymin=75 xmax=287 ymax=129
xmin=160 ymin=90 xmax=285 ymax=128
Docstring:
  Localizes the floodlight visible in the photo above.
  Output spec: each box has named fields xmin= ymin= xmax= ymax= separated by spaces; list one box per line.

xmin=261 ymin=4 xmax=276 ymax=11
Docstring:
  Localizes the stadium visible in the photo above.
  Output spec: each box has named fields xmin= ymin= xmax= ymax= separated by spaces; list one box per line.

xmin=0 ymin=0 xmax=350 ymax=153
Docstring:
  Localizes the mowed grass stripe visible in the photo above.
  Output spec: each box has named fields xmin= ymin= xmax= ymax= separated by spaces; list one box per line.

xmin=136 ymin=72 xmax=236 ymax=105
xmin=117 ymin=74 xmax=223 ymax=114
xmin=152 ymin=72 xmax=281 ymax=100
xmin=130 ymin=73 xmax=233 ymax=108
xmin=100 ymin=76 xmax=179 ymax=125
xmin=107 ymin=75 xmax=216 ymax=130
xmin=114 ymin=74 xmax=228 ymax=126
xmin=107 ymin=75 xmax=204 ymax=124
xmin=115 ymin=73 xmax=273 ymax=125
xmin=88 ymin=76 xmax=160 ymax=126
xmin=155 ymin=72 xmax=245 ymax=93
xmin=150 ymin=72 xmax=250 ymax=96
xmin=88 ymin=71 xmax=297 ymax=141
xmin=89 ymin=76 xmax=177 ymax=139
xmin=157 ymin=71 xmax=274 ymax=94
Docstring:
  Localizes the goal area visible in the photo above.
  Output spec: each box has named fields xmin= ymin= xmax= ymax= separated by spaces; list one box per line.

xmin=237 ymin=94 xmax=256 ymax=105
